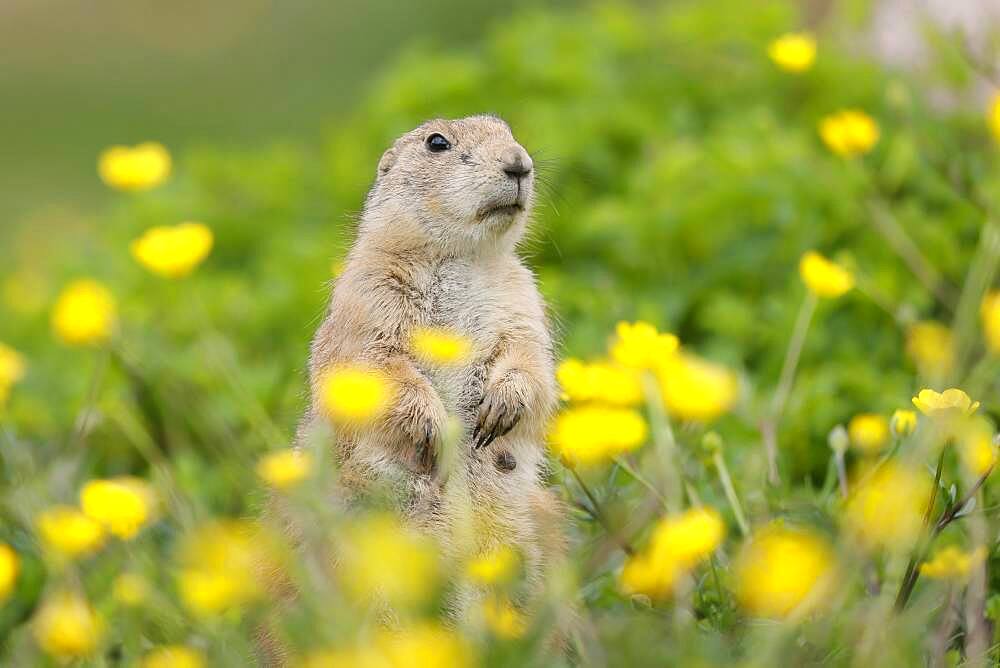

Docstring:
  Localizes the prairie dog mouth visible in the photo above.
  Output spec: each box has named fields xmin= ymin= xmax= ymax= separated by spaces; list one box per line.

xmin=478 ymin=202 xmax=523 ymax=219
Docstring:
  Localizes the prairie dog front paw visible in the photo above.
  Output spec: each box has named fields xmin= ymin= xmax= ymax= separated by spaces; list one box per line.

xmin=389 ymin=386 xmax=448 ymax=474
xmin=473 ymin=372 xmax=527 ymax=450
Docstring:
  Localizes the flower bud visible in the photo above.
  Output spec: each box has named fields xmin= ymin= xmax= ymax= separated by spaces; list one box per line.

xmin=828 ymin=425 xmax=849 ymax=454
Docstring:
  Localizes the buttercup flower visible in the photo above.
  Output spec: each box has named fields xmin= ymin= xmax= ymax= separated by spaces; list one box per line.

xmin=657 ymin=353 xmax=738 ymax=422
xmin=911 ymin=388 xmax=979 ymax=418
xmin=339 ymin=514 xmax=439 ymax=608
xmin=319 ymin=365 xmax=394 ymax=426
xmin=557 ymin=358 xmax=642 ymax=406
xmin=112 ymin=573 xmax=149 ymax=606
xmin=891 ymin=409 xmax=918 ymax=438
xmin=410 ymin=326 xmax=472 ymax=366
xmin=256 ymin=449 xmax=314 ymax=490
xmin=0 ymin=543 xmax=19 ymax=601
xmin=466 ymin=545 xmax=520 ymax=585
xmin=799 ymin=251 xmax=853 ymax=298
xmin=33 ymin=591 xmax=104 ymax=660
xmin=734 ymin=525 xmax=835 ymax=619
xmin=620 ymin=551 xmax=682 ymax=600
xmin=51 ymin=279 xmax=117 ymax=346
xmin=843 ymin=462 xmax=929 ymax=551
xmin=848 ymin=413 xmax=890 ymax=453
xmin=98 ymin=142 xmax=171 ymax=191
xmin=981 ymin=291 xmax=1000 ymax=354
xmin=956 ymin=417 xmax=997 ymax=478
xmin=920 ymin=545 xmax=988 ymax=581
xmin=80 ymin=477 xmax=156 ymax=539
xmin=482 ymin=597 xmax=527 ymax=639
xmin=131 ymin=222 xmax=214 ymax=278
xmin=0 ymin=342 xmax=26 ymax=408
xmin=989 ymin=93 xmax=1000 ymax=145
xmin=819 ymin=110 xmax=880 ymax=157
xmin=142 ymin=645 xmax=206 ymax=668
xmin=610 ymin=321 xmax=679 ymax=369
xmin=36 ymin=506 xmax=106 ymax=558
xmin=905 ymin=321 xmax=954 ymax=379
xmin=549 ymin=405 xmax=647 ymax=467
xmin=768 ymin=33 xmax=816 ymax=72
xmin=381 ymin=624 xmax=473 ymax=668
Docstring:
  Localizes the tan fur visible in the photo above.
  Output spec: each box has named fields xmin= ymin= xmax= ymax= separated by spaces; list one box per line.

xmin=300 ymin=115 xmax=564 ymax=596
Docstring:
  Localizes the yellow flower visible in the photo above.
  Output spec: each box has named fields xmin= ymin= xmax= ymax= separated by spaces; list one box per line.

xmin=177 ymin=520 xmax=273 ymax=616
xmin=905 ymin=321 xmax=955 ymax=379
xmin=798 ymin=251 xmax=853 ymax=298
xmin=734 ymin=525 xmax=835 ymax=619
xmin=768 ymin=32 xmax=816 ymax=72
xmin=0 ymin=543 xmax=19 ymax=601
xmin=112 ymin=573 xmax=149 ymax=606
xmin=410 ymin=326 xmax=472 ymax=366
xmin=920 ymin=545 xmax=988 ymax=581
xmin=556 ymin=358 xmax=642 ymax=406
xmin=482 ymin=597 xmax=527 ymax=639
xmin=847 ymin=413 xmax=890 ymax=454
xmin=620 ymin=552 xmax=682 ymax=599
xmin=36 ymin=506 xmax=106 ymax=558
xmin=911 ymin=388 xmax=979 ymax=418
xmin=466 ymin=545 xmax=519 ymax=585
xmin=818 ymin=109 xmax=880 ymax=158
xmin=981 ymin=291 xmax=1000 ymax=354
xmin=380 ymin=623 xmax=473 ymax=668
xmin=51 ymin=279 xmax=117 ymax=346
xmin=0 ymin=342 xmax=26 ymax=408
xmin=339 ymin=514 xmax=439 ymax=608
xmin=257 ymin=449 xmax=314 ymax=490
xmin=843 ymin=462 xmax=930 ymax=551
xmin=956 ymin=417 xmax=997 ymax=478
xmin=130 ymin=222 xmax=214 ymax=278
xmin=98 ymin=142 xmax=171 ymax=191
xmin=657 ymin=353 xmax=738 ymax=422
xmin=989 ymin=93 xmax=1000 ymax=144
xmin=80 ymin=477 xmax=156 ymax=539
xmin=549 ymin=405 xmax=647 ymax=467
xmin=33 ymin=591 xmax=104 ymax=659
xmin=319 ymin=365 xmax=394 ymax=426
xmin=142 ymin=645 xmax=206 ymax=668
xmin=890 ymin=409 xmax=918 ymax=438
xmin=610 ymin=321 xmax=679 ymax=369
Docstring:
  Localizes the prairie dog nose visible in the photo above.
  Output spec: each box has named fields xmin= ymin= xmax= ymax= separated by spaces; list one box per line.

xmin=500 ymin=145 xmax=533 ymax=178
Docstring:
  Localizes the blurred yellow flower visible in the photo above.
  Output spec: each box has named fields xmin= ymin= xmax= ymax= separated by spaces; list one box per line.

xmin=466 ymin=545 xmax=519 ymax=585
xmin=112 ymin=573 xmax=149 ymax=606
xmin=920 ymin=545 xmax=987 ymax=581
xmin=610 ymin=321 xmax=679 ymax=369
xmin=818 ymin=109 xmax=879 ymax=158
xmin=36 ymin=506 xmax=106 ymax=558
xmin=549 ymin=405 xmax=647 ymax=467
xmin=98 ymin=142 xmax=171 ymax=191
xmin=905 ymin=321 xmax=954 ymax=379
xmin=131 ymin=222 xmax=214 ymax=279
xmin=33 ymin=591 xmax=104 ymax=660
xmin=768 ymin=32 xmax=816 ymax=72
xmin=956 ymin=417 xmax=997 ymax=478
xmin=911 ymin=388 xmax=979 ymax=418
xmin=557 ymin=358 xmax=643 ymax=406
xmin=734 ymin=525 xmax=835 ymax=619
xmin=989 ymin=93 xmax=1000 ymax=144
xmin=848 ymin=413 xmax=890 ymax=454
xmin=620 ymin=552 xmax=681 ymax=599
xmin=177 ymin=520 xmax=272 ymax=616
xmin=0 ymin=543 xmax=19 ymax=601
xmin=319 ymin=365 xmax=394 ymax=426
xmin=51 ymin=279 xmax=117 ymax=346
xmin=799 ymin=251 xmax=853 ymax=298
xmin=142 ymin=645 xmax=206 ymax=668
xmin=980 ymin=291 xmax=1000 ymax=354
xmin=843 ymin=462 xmax=929 ymax=551
xmin=257 ymin=449 xmax=314 ymax=490
xmin=0 ymin=342 xmax=26 ymax=408
xmin=657 ymin=353 xmax=738 ymax=422
xmin=380 ymin=623 xmax=473 ymax=668
xmin=410 ymin=326 xmax=472 ymax=366
xmin=339 ymin=514 xmax=439 ymax=608
xmin=482 ymin=597 xmax=527 ymax=639
xmin=80 ymin=477 xmax=156 ymax=539
xmin=890 ymin=409 xmax=918 ymax=438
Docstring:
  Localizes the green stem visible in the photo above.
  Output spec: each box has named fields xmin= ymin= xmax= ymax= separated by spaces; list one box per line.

xmin=641 ymin=373 xmax=682 ymax=512
xmin=570 ymin=467 xmax=633 ymax=555
xmin=615 ymin=456 xmax=669 ymax=511
xmin=895 ymin=449 xmax=945 ymax=610
xmin=712 ymin=450 xmax=749 ymax=536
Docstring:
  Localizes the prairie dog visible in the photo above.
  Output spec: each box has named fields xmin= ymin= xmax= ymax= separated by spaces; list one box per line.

xmin=302 ymin=115 xmax=562 ymax=586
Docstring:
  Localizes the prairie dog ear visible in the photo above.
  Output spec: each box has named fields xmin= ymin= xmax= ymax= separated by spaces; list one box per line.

xmin=377 ymin=147 xmax=397 ymax=176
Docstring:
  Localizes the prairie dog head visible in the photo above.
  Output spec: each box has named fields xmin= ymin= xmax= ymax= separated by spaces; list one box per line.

xmin=364 ymin=115 xmax=535 ymax=253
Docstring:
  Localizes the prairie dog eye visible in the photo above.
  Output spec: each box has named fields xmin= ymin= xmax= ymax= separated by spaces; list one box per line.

xmin=425 ymin=133 xmax=452 ymax=152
